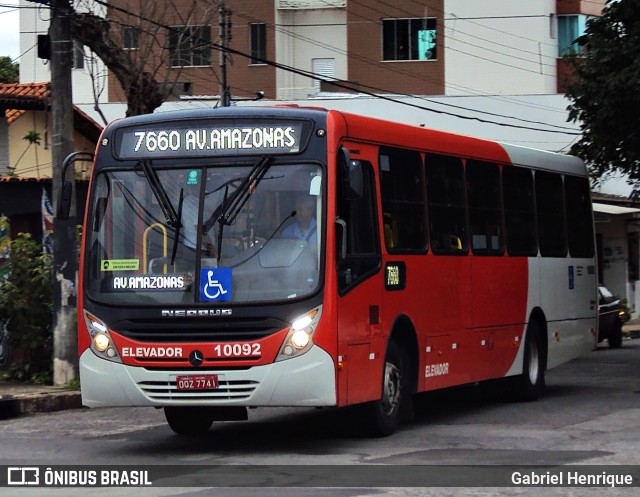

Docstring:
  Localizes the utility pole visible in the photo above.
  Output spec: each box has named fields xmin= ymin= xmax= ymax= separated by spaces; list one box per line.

xmin=219 ymin=2 xmax=231 ymax=106
xmin=50 ymin=0 xmax=78 ymax=385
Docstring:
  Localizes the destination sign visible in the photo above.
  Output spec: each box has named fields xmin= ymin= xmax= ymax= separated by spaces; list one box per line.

xmin=115 ymin=122 xmax=305 ymax=159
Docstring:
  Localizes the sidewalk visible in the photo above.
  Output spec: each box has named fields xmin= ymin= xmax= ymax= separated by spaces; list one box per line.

xmin=0 ymin=380 xmax=82 ymax=420
xmin=623 ymin=317 xmax=640 ymax=339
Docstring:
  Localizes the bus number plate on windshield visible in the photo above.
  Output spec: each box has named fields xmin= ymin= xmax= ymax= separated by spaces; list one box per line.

xmin=176 ymin=375 xmax=219 ymax=391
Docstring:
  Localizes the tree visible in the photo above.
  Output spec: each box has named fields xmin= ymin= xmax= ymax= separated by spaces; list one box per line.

xmin=0 ymin=233 xmax=53 ymax=382
xmin=0 ymin=56 xmax=19 ymax=83
xmin=70 ymin=1 xmax=220 ymax=117
xmin=565 ymin=0 xmax=640 ymax=193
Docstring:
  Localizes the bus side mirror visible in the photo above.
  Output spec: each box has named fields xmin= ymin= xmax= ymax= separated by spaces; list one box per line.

xmin=57 ymin=151 xmax=94 ymax=221
xmin=338 ymin=147 xmax=363 ymax=200
xmin=57 ymin=182 xmax=72 ymax=220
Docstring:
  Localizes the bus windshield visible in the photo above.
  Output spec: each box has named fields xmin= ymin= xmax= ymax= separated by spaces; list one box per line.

xmin=85 ymin=162 xmax=323 ymax=305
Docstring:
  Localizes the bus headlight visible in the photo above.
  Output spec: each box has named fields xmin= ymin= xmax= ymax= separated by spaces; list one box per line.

xmin=93 ymin=333 xmax=110 ymax=352
xmin=84 ymin=311 xmax=122 ymax=363
xmin=276 ymin=306 xmax=322 ymax=362
xmin=291 ymin=329 xmax=310 ymax=349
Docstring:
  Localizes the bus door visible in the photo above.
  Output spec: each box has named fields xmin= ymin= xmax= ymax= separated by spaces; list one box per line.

xmin=335 ymin=143 xmax=383 ymax=406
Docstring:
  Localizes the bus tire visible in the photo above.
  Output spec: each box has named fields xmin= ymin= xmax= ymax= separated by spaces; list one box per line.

xmin=164 ymin=406 xmax=214 ymax=435
xmin=609 ymin=320 xmax=623 ymax=348
xmin=362 ymin=340 xmax=404 ymax=437
xmin=511 ymin=322 xmax=545 ymax=402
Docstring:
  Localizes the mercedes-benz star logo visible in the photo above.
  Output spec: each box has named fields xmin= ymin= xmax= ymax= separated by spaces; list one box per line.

xmin=189 ymin=350 xmax=204 ymax=367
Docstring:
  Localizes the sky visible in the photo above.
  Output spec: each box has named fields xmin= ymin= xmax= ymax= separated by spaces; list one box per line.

xmin=0 ymin=0 xmax=20 ymax=61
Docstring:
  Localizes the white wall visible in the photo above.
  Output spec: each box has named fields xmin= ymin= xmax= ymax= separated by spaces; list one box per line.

xmin=275 ymin=7 xmax=347 ymax=100
xmin=444 ymin=0 xmax=558 ymax=95
xmin=597 ymin=216 xmax=631 ymax=305
xmin=19 ymin=0 xmax=108 ymax=105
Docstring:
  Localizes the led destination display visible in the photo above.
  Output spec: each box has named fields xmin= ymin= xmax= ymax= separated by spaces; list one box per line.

xmin=116 ymin=122 xmax=305 ymax=159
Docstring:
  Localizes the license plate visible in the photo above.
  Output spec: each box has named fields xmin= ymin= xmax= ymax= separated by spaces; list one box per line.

xmin=176 ymin=375 xmax=219 ymax=391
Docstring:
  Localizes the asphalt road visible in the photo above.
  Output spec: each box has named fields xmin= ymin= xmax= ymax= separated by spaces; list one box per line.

xmin=1 ymin=339 xmax=639 ymax=497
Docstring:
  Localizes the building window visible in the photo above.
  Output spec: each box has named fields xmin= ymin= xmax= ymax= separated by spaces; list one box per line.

xmin=168 ymin=25 xmax=211 ymax=67
xmin=311 ymin=58 xmax=334 ymax=93
xmin=123 ymin=26 xmax=140 ymax=50
xmin=383 ymin=18 xmax=437 ymax=61
xmin=73 ymin=41 xmax=84 ymax=69
xmin=558 ymin=15 xmax=589 ymax=56
xmin=250 ymin=23 xmax=266 ymax=64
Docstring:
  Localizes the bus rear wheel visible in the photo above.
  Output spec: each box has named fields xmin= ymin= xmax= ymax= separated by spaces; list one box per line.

xmin=164 ymin=406 xmax=214 ymax=435
xmin=510 ymin=322 xmax=545 ymax=402
xmin=362 ymin=341 xmax=404 ymax=437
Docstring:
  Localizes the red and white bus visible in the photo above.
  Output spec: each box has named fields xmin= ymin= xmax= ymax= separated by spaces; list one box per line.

xmin=71 ymin=106 xmax=597 ymax=436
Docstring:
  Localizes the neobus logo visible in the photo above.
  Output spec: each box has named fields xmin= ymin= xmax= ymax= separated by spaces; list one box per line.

xmin=161 ymin=309 xmax=233 ymax=318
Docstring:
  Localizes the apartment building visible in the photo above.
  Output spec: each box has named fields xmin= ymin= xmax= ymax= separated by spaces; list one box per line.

xmin=19 ymin=0 xmax=605 ymax=104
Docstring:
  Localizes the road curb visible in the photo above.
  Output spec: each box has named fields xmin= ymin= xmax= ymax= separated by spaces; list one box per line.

xmin=0 ymin=391 xmax=82 ymax=419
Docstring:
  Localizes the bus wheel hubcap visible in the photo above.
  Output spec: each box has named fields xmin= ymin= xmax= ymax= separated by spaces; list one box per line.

xmin=382 ymin=362 xmax=401 ymax=416
xmin=528 ymin=341 xmax=539 ymax=384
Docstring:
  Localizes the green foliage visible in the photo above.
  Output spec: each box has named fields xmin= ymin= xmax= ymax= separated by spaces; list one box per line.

xmin=565 ymin=0 xmax=640 ymax=194
xmin=23 ymin=130 xmax=42 ymax=146
xmin=66 ymin=377 xmax=81 ymax=390
xmin=0 ymin=233 xmax=53 ymax=382
xmin=0 ymin=56 xmax=18 ymax=84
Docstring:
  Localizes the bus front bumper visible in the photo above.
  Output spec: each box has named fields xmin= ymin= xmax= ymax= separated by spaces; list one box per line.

xmin=79 ymin=345 xmax=336 ymax=408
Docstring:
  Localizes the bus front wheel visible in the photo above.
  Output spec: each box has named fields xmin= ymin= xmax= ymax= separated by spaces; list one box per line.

xmin=164 ymin=406 xmax=214 ymax=435
xmin=362 ymin=340 xmax=404 ymax=437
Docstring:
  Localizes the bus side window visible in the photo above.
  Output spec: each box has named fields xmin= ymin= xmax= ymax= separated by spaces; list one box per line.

xmin=503 ymin=166 xmax=538 ymax=256
xmin=379 ymin=147 xmax=427 ymax=253
xmin=425 ymin=153 xmax=468 ymax=255
xmin=535 ymin=171 xmax=567 ymax=257
xmin=336 ymin=159 xmax=380 ymax=294
xmin=564 ymin=176 xmax=595 ymax=258
xmin=467 ymin=160 xmax=503 ymax=256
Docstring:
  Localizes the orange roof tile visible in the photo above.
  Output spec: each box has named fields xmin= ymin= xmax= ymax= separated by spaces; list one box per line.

xmin=0 ymin=82 xmax=50 ymax=123
xmin=0 ymin=82 xmax=103 ymax=140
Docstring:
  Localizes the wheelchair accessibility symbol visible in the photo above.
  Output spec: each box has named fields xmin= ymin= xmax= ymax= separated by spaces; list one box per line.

xmin=199 ymin=268 xmax=232 ymax=302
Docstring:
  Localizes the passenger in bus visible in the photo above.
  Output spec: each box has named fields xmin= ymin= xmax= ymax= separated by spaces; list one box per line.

xmin=281 ymin=195 xmax=317 ymax=243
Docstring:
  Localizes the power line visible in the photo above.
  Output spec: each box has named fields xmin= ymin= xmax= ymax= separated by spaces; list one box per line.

xmin=356 ymin=0 xmax=560 ymax=64
xmin=63 ymin=0 xmax=582 ymax=135
xmin=233 ymin=9 xmax=573 ymax=122
xmin=10 ymin=43 xmax=36 ymax=63
xmin=234 ymin=10 xmax=567 ymax=117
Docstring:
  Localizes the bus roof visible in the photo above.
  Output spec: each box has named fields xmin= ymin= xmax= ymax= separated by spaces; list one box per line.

xmin=105 ymin=105 xmax=586 ymax=177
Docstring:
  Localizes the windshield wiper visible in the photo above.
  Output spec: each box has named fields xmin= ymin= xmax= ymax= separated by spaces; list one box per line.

xmin=169 ymin=188 xmax=184 ymax=266
xmin=200 ymin=156 xmax=273 ymax=261
xmin=139 ymin=160 xmax=184 ymax=265
xmin=218 ymin=156 xmax=272 ymax=226
xmin=140 ymin=160 xmax=181 ymax=229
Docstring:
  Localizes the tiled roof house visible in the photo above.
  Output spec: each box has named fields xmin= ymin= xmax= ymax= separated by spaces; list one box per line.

xmin=0 ymin=82 xmax=102 ymax=178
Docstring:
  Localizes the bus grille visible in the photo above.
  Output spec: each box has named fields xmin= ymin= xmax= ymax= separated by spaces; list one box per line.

xmin=115 ymin=316 xmax=288 ymax=343
xmin=137 ymin=379 xmax=258 ymax=401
